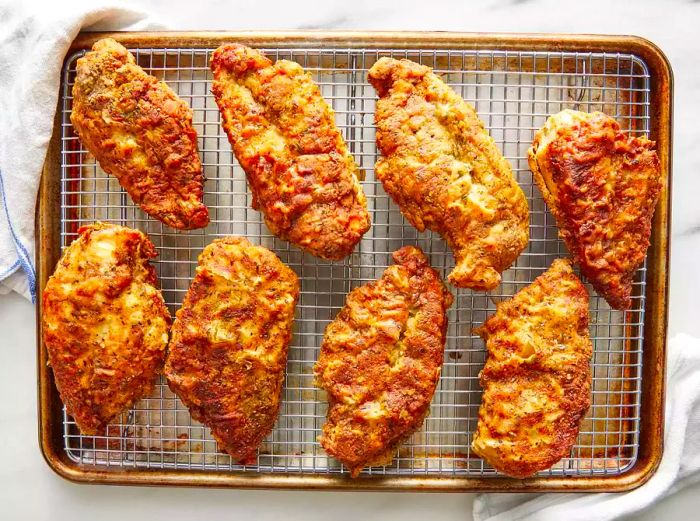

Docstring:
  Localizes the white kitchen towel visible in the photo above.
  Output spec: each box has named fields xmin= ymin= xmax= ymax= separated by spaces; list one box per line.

xmin=474 ymin=333 xmax=700 ymax=521
xmin=0 ymin=0 xmax=163 ymax=301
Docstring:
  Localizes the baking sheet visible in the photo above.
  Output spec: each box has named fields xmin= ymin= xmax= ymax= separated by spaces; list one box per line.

xmin=56 ymin=45 xmax=648 ymax=478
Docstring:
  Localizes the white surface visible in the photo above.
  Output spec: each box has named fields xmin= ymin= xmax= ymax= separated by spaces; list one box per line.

xmin=1 ymin=0 xmax=699 ymax=519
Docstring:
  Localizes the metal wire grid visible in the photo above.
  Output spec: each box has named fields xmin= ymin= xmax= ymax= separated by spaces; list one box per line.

xmin=57 ymin=45 xmax=650 ymax=478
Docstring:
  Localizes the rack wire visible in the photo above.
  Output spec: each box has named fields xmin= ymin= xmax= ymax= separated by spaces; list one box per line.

xmin=58 ymin=45 xmax=650 ymax=477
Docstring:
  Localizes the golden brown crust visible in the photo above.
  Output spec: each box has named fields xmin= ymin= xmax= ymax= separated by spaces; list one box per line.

xmin=71 ymin=38 xmax=209 ymax=230
xmin=528 ymin=110 xmax=663 ymax=309
xmin=315 ymin=246 xmax=453 ymax=477
xmin=42 ymin=222 xmax=171 ymax=435
xmin=368 ymin=58 xmax=529 ymax=290
xmin=164 ymin=237 xmax=299 ymax=463
xmin=210 ymin=44 xmax=370 ymax=260
xmin=472 ymin=259 xmax=592 ymax=478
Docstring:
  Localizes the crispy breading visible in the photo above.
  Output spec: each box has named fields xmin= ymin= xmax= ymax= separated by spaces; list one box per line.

xmin=367 ymin=58 xmax=529 ymax=290
xmin=528 ymin=110 xmax=663 ymax=309
xmin=315 ymin=246 xmax=453 ymax=477
xmin=165 ymin=237 xmax=299 ymax=463
xmin=210 ymin=44 xmax=370 ymax=260
xmin=71 ymin=38 xmax=209 ymax=230
xmin=472 ymin=259 xmax=592 ymax=478
xmin=42 ymin=223 xmax=170 ymax=435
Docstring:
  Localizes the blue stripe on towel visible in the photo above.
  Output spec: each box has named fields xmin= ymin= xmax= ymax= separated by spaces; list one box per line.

xmin=0 ymin=259 xmax=20 ymax=280
xmin=0 ymin=169 xmax=37 ymax=302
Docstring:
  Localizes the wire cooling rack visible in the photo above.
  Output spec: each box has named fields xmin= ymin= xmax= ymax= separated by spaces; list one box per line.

xmin=58 ymin=46 xmax=650 ymax=477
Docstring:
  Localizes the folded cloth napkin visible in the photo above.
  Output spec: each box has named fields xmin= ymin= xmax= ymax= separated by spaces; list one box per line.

xmin=474 ymin=333 xmax=700 ymax=521
xmin=0 ymin=0 xmax=162 ymax=301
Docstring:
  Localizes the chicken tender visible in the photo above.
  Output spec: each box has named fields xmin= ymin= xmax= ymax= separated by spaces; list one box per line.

xmin=368 ymin=57 xmax=529 ymax=290
xmin=528 ymin=110 xmax=663 ymax=309
xmin=315 ymin=246 xmax=453 ymax=477
xmin=71 ymin=38 xmax=209 ymax=230
xmin=165 ymin=237 xmax=299 ymax=463
xmin=472 ymin=259 xmax=592 ymax=478
xmin=210 ymin=44 xmax=370 ymax=260
xmin=42 ymin=223 xmax=170 ymax=435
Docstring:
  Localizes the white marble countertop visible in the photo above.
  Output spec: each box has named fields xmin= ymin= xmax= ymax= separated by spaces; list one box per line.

xmin=2 ymin=0 xmax=699 ymax=519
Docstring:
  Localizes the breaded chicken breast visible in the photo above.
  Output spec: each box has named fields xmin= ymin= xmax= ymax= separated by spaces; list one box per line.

xmin=210 ymin=44 xmax=370 ymax=260
xmin=528 ymin=110 xmax=663 ymax=309
xmin=472 ymin=259 xmax=592 ymax=478
xmin=42 ymin=223 xmax=170 ymax=435
xmin=368 ymin=58 xmax=529 ymax=290
xmin=165 ymin=237 xmax=299 ymax=463
xmin=71 ymin=38 xmax=209 ymax=230
xmin=315 ymin=246 xmax=453 ymax=477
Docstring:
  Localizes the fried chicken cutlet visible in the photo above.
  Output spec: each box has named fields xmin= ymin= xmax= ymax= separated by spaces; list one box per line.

xmin=368 ymin=58 xmax=529 ymax=290
xmin=472 ymin=259 xmax=592 ymax=478
xmin=315 ymin=246 xmax=453 ymax=477
xmin=211 ymin=44 xmax=370 ymax=260
xmin=42 ymin=223 xmax=170 ymax=435
xmin=71 ymin=38 xmax=209 ymax=230
xmin=528 ymin=110 xmax=663 ymax=309
xmin=165 ymin=237 xmax=299 ymax=463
